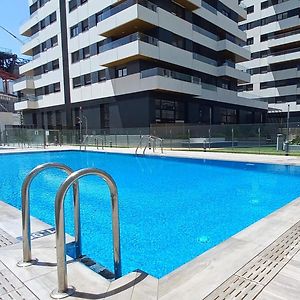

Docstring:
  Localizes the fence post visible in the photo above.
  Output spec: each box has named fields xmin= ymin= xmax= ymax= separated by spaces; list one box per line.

xmin=115 ymin=135 xmax=117 ymax=148
xmin=231 ymin=128 xmax=234 ymax=152
xmin=258 ymin=127 xmax=261 ymax=154
xmin=127 ymin=132 xmax=129 ymax=148
xmin=170 ymin=129 xmax=173 ymax=150
xmin=188 ymin=129 xmax=191 ymax=151
xmin=208 ymin=128 xmax=211 ymax=150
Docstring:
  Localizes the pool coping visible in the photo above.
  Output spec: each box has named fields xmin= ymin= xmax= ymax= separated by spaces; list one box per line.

xmin=1 ymin=147 xmax=300 ymax=299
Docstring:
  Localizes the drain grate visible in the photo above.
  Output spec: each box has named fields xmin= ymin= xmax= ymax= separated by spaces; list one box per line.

xmin=0 ymin=229 xmax=17 ymax=248
xmin=0 ymin=263 xmax=37 ymax=299
xmin=206 ymin=275 xmax=263 ymax=300
xmin=205 ymin=221 xmax=300 ymax=300
xmin=0 ymin=268 xmax=23 ymax=296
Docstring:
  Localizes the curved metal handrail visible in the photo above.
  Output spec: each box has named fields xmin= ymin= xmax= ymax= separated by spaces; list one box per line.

xmin=17 ymin=163 xmax=81 ymax=267
xmin=136 ymin=135 xmax=163 ymax=154
xmin=51 ymin=168 xmax=121 ymax=299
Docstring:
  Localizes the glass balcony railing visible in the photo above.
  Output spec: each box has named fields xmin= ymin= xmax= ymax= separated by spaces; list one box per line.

xmin=193 ymin=53 xmax=218 ymax=66
xmin=14 ymin=76 xmax=34 ymax=84
xmin=99 ymin=32 xmax=158 ymax=53
xmin=98 ymin=0 xmax=157 ymax=22
xmin=201 ymin=1 xmax=217 ymax=14
xmin=273 ymin=28 xmax=300 ymax=40
xmin=272 ymin=46 xmax=300 ymax=57
xmin=192 ymin=24 xmax=219 ymax=41
xmin=18 ymin=95 xmax=38 ymax=102
xmin=141 ymin=68 xmax=201 ymax=85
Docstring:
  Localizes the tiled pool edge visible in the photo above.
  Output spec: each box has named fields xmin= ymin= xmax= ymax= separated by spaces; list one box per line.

xmin=1 ymin=148 xmax=300 ymax=299
xmin=158 ymin=196 xmax=300 ymax=299
xmin=1 ymin=196 xmax=300 ymax=299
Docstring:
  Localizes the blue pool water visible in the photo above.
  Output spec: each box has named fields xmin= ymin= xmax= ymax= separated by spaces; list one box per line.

xmin=1 ymin=151 xmax=300 ymax=278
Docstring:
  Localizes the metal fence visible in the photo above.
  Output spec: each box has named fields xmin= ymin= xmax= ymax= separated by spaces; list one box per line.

xmin=1 ymin=122 xmax=300 ymax=155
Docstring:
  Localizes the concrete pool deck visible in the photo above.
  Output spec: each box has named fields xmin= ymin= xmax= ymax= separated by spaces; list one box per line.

xmin=1 ymin=147 xmax=300 ymax=299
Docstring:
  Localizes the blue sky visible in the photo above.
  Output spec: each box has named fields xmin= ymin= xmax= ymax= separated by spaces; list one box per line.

xmin=0 ymin=0 xmax=29 ymax=57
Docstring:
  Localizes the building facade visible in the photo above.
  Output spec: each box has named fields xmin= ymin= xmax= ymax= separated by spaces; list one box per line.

xmin=238 ymin=0 xmax=300 ymax=122
xmin=14 ymin=0 xmax=267 ymax=130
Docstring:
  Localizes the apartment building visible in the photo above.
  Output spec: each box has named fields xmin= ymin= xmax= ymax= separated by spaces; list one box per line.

xmin=14 ymin=0 xmax=267 ymax=129
xmin=238 ymin=0 xmax=300 ymax=122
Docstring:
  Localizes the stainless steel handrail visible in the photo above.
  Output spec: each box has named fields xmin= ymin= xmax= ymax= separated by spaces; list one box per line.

xmin=51 ymin=168 xmax=121 ymax=299
xmin=136 ymin=135 xmax=163 ymax=154
xmin=135 ymin=135 xmax=146 ymax=154
xmin=17 ymin=163 xmax=81 ymax=268
xmin=79 ymin=135 xmax=88 ymax=151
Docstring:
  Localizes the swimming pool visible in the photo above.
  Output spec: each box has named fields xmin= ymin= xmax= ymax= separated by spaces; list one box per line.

xmin=1 ymin=150 xmax=300 ymax=278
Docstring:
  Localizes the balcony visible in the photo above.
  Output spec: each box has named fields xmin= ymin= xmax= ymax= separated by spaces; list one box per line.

xmin=268 ymin=29 xmax=300 ymax=49
xmin=13 ymin=76 xmax=35 ymax=93
xmin=268 ymin=46 xmax=300 ymax=65
xmin=140 ymin=67 xmax=202 ymax=95
xmin=14 ymin=95 xmax=39 ymax=111
xmin=218 ymin=60 xmax=250 ymax=83
xmin=99 ymin=32 xmax=159 ymax=67
xmin=97 ymin=0 xmax=158 ymax=38
xmin=76 ymin=71 xmax=201 ymax=101
xmin=175 ymin=0 xmax=201 ymax=10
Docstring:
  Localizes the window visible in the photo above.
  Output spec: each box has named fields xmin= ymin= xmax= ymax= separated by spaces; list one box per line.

xmin=51 ymin=35 xmax=58 ymax=47
xmin=53 ymin=82 xmax=60 ymax=92
xmin=171 ymin=2 xmax=185 ymax=19
xmin=84 ymin=74 xmax=91 ymax=85
xmin=41 ymin=41 xmax=47 ymax=52
xmin=30 ymin=2 xmax=38 ymax=15
xmin=40 ymin=19 xmax=46 ymax=29
xmin=246 ymin=84 xmax=253 ymax=91
xmin=260 ymin=34 xmax=268 ymax=42
xmin=43 ymin=63 xmax=49 ymax=73
xmin=49 ymin=12 xmax=56 ymax=24
xmin=52 ymin=59 xmax=59 ymax=70
xmin=98 ymin=70 xmax=106 ymax=82
xmin=81 ymin=19 xmax=89 ymax=32
xmin=155 ymin=99 xmax=184 ymax=123
xmin=246 ymin=6 xmax=254 ymax=14
xmin=117 ymin=67 xmax=127 ymax=78
xmin=261 ymin=1 xmax=268 ymax=9
xmin=73 ymin=76 xmax=81 ymax=88
xmin=261 ymin=66 xmax=268 ymax=74
xmin=70 ymin=25 xmax=79 ymax=38
xmin=69 ymin=0 xmax=77 ymax=12
xmin=71 ymin=51 xmax=80 ymax=63
xmin=246 ymin=37 xmax=254 ymax=45
xmin=172 ymin=35 xmax=184 ymax=49
xmin=33 ymin=46 xmax=40 ymax=56
xmin=35 ymin=87 xmax=43 ymax=97
xmin=83 ymin=46 xmax=90 ymax=59
xmin=44 ymin=85 xmax=49 ymax=95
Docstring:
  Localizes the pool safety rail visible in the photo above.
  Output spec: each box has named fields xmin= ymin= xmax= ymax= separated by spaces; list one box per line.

xmin=17 ymin=163 xmax=81 ymax=267
xmin=17 ymin=164 xmax=122 ymax=299
xmin=135 ymin=135 xmax=163 ymax=154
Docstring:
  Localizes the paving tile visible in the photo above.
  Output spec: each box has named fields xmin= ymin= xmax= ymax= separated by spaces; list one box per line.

xmin=159 ymin=237 xmax=262 ymax=300
xmin=0 ymin=243 xmax=58 ymax=283
xmin=0 ymin=286 xmax=38 ymax=300
xmin=25 ymin=261 xmax=110 ymax=300
xmin=256 ymin=259 xmax=300 ymax=300
xmin=104 ymin=272 xmax=138 ymax=300
xmin=0 ymin=267 xmax=23 ymax=296
xmin=131 ymin=272 xmax=158 ymax=300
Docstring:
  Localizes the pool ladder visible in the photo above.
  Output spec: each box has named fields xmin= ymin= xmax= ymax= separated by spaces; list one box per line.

xmin=17 ymin=162 xmax=122 ymax=299
xmin=135 ymin=135 xmax=163 ymax=154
